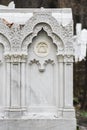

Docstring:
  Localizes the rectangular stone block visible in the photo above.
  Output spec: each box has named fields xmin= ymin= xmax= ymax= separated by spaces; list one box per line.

xmin=0 ymin=119 xmax=76 ymax=130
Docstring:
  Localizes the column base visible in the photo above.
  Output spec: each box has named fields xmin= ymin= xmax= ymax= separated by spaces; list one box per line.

xmin=4 ymin=107 xmax=27 ymax=119
xmin=63 ymin=108 xmax=76 ymax=118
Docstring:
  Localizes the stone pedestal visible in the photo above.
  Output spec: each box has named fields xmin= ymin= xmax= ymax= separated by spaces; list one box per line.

xmin=0 ymin=119 xmax=76 ymax=130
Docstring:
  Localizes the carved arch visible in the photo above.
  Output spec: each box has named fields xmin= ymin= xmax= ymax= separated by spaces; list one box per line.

xmin=21 ymin=13 xmax=68 ymax=44
xmin=22 ymin=23 xmax=64 ymax=54
xmin=33 ymin=23 xmax=64 ymax=50
xmin=0 ymin=19 xmax=11 ymax=51
xmin=0 ymin=33 xmax=11 ymax=51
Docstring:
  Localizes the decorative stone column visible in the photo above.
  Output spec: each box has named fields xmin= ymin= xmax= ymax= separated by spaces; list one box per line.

xmin=63 ymin=55 xmax=75 ymax=118
xmin=21 ymin=54 xmax=27 ymax=108
xmin=57 ymin=55 xmax=64 ymax=117
xmin=6 ymin=62 xmax=11 ymax=107
xmin=4 ymin=52 xmax=27 ymax=118
xmin=4 ymin=54 xmax=11 ymax=108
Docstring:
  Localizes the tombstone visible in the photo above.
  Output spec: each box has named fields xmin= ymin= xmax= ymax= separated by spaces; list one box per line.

xmin=0 ymin=1 xmax=15 ymax=9
xmin=74 ymin=24 xmax=87 ymax=61
xmin=0 ymin=8 xmax=76 ymax=130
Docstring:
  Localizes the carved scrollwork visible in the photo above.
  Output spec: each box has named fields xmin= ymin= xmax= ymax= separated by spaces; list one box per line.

xmin=9 ymin=24 xmax=22 ymax=51
xmin=61 ymin=22 xmax=73 ymax=43
xmin=44 ymin=59 xmax=54 ymax=65
xmin=0 ymin=20 xmax=22 ymax=52
xmin=29 ymin=59 xmax=54 ymax=72
xmin=29 ymin=59 xmax=44 ymax=72
xmin=0 ymin=11 xmax=73 ymax=57
xmin=29 ymin=59 xmax=40 ymax=66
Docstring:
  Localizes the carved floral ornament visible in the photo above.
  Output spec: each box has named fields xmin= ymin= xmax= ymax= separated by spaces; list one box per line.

xmin=29 ymin=59 xmax=54 ymax=72
xmin=0 ymin=12 xmax=74 ymax=59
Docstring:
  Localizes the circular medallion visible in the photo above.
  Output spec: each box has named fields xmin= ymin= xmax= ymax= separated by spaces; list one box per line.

xmin=34 ymin=42 xmax=49 ymax=57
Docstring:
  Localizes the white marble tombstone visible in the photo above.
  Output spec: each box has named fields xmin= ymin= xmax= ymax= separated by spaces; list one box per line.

xmin=0 ymin=8 xmax=76 ymax=130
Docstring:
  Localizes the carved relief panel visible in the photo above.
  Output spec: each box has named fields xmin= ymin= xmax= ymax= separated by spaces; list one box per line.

xmin=26 ymin=29 xmax=58 ymax=114
xmin=0 ymin=9 xmax=75 ymax=122
xmin=34 ymin=42 xmax=49 ymax=57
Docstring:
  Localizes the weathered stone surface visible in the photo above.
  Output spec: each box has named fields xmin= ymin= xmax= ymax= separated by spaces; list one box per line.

xmin=0 ymin=8 xmax=76 ymax=130
xmin=0 ymin=119 xmax=76 ymax=130
xmin=0 ymin=0 xmax=87 ymax=31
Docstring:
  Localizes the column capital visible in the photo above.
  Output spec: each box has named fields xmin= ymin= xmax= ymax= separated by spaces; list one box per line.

xmin=4 ymin=52 xmax=28 ymax=63
xmin=57 ymin=54 xmax=74 ymax=63
xmin=64 ymin=55 xmax=73 ymax=63
xmin=57 ymin=55 xmax=64 ymax=63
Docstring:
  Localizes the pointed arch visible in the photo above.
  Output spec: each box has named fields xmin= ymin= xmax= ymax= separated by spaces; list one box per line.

xmin=0 ymin=33 xmax=11 ymax=51
xmin=22 ymin=22 xmax=64 ymax=54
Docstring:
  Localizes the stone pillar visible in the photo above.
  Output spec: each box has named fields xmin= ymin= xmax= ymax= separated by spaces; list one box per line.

xmin=21 ymin=62 xmax=26 ymax=108
xmin=4 ymin=53 xmax=27 ymax=118
xmin=57 ymin=55 xmax=64 ymax=117
xmin=4 ymin=55 xmax=11 ymax=109
xmin=3 ymin=61 xmax=6 ymax=107
xmin=11 ymin=63 xmax=21 ymax=108
xmin=63 ymin=55 xmax=75 ymax=118
xmin=6 ymin=62 xmax=11 ymax=107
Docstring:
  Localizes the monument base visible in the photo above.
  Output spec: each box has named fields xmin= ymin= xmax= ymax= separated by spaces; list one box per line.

xmin=0 ymin=118 xmax=76 ymax=130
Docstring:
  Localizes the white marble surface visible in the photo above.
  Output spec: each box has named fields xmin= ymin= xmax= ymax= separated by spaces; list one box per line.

xmin=0 ymin=8 xmax=76 ymax=130
xmin=74 ymin=27 xmax=87 ymax=61
xmin=0 ymin=1 xmax=15 ymax=9
xmin=0 ymin=8 xmax=72 ymax=26
xmin=0 ymin=119 xmax=76 ymax=130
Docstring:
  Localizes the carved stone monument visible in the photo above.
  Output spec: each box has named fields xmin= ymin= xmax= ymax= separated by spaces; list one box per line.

xmin=0 ymin=8 xmax=76 ymax=130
